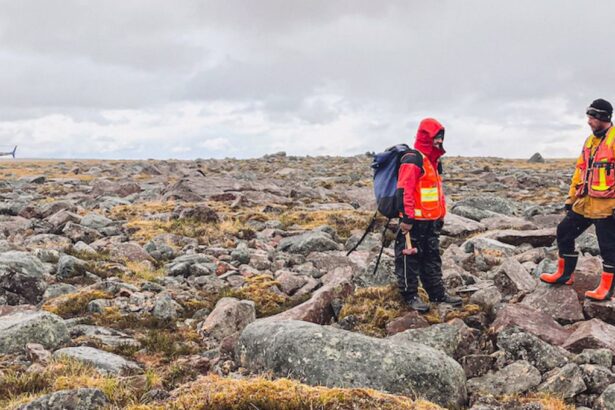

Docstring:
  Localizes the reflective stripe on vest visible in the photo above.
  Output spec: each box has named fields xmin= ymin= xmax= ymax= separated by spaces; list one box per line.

xmin=582 ymin=127 xmax=615 ymax=198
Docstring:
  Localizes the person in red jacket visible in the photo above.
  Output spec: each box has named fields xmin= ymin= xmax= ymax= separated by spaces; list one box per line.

xmin=395 ymin=118 xmax=462 ymax=313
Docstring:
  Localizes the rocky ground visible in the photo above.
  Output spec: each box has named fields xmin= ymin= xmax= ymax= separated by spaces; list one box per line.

xmin=0 ymin=153 xmax=613 ymax=409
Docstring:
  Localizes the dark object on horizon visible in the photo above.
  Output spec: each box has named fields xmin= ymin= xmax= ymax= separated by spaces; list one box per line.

xmin=0 ymin=146 xmax=17 ymax=158
xmin=528 ymin=152 xmax=545 ymax=163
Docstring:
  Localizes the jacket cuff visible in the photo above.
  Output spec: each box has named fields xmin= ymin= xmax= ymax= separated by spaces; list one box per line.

xmin=401 ymin=217 xmax=415 ymax=225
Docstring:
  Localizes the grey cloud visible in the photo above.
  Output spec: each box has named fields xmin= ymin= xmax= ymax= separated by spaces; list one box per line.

xmin=0 ymin=1 xmax=612 ymax=158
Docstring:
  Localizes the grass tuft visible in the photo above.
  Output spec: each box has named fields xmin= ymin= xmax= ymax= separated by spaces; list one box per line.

xmin=42 ymin=290 xmax=113 ymax=319
xmin=168 ymin=374 xmax=444 ymax=410
xmin=338 ymin=285 xmax=406 ymax=337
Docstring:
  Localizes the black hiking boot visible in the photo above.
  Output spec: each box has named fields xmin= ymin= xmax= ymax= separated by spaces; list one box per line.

xmin=431 ymin=293 xmax=463 ymax=307
xmin=406 ymin=296 xmax=430 ymax=313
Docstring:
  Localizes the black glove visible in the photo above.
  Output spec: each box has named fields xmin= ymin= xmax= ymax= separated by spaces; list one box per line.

xmin=564 ymin=203 xmax=572 ymax=212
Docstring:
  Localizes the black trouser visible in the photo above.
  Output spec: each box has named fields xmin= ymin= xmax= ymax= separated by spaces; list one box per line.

xmin=394 ymin=220 xmax=446 ymax=300
xmin=557 ymin=211 xmax=615 ymax=274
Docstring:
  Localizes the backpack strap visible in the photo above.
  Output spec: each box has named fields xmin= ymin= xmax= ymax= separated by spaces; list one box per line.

xmin=346 ymin=211 xmax=378 ymax=256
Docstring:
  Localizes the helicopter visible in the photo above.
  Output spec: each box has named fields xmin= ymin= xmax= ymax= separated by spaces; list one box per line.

xmin=0 ymin=146 xmax=17 ymax=158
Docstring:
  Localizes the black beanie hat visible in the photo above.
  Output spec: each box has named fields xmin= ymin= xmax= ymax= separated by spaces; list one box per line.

xmin=587 ymin=98 xmax=613 ymax=122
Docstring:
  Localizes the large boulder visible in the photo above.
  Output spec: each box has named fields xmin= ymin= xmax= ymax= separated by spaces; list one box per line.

xmin=0 ymin=310 xmax=69 ymax=353
xmin=528 ymin=152 xmax=545 ymax=163
xmin=237 ymin=320 xmax=467 ymax=408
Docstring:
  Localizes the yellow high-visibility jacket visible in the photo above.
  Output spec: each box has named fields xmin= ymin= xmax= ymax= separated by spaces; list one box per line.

xmin=567 ymin=132 xmax=615 ymax=218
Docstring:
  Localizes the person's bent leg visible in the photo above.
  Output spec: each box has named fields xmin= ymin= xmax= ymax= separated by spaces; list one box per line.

xmin=541 ymin=211 xmax=591 ymax=284
xmin=418 ymin=222 xmax=462 ymax=307
xmin=585 ymin=216 xmax=615 ymax=301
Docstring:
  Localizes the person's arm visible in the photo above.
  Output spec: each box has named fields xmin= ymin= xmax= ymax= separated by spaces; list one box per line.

xmin=396 ymin=151 xmax=423 ymax=226
xmin=566 ymin=151 xmax=585 ymax=208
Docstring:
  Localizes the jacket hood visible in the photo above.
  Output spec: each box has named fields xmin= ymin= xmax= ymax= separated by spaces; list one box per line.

xmin=414 ymin=118 xmax=445 ymax=164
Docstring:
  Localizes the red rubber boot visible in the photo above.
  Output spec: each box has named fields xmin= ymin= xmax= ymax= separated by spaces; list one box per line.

xmin=585 ymin=272 xmax=615 ymax=301
xmin=540 ymin=254 xmax=578 ymax=285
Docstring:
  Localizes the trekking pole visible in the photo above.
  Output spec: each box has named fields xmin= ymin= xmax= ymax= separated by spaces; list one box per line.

xmin=402 ymin=232 xmax=418 ymax=255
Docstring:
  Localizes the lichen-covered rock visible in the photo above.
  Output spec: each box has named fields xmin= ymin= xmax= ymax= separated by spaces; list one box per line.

xmin=277 ymin=231 xmax=341 ymax=255
xmin=390 ymin=319 xmax=479 ymax=359
xmin=56 ymin=254 xmax=88 ymax=280
xmin=152 ymin=293 xmax=184 ymax=320
xmin=467 ymin=361 xmax=541 ymax=397
xmin=580 ymin=364 xmax=615 ymax=394
xmin=237 ymin=319 xmax=467 ymax=409
xmin=538 ymin=363 xmax=586 ymax=399
xmin=575 ymin=348 xmax=613 ymax=368
xmin=197 ymin=297 xmax=256 ymax=343
xmin=53 ymin=346 xmax=141 ymax=375
xmin=17 ymin=388 xmax=108 ymax=410
xmin=0 ymin=310 xmax=69 ymax=353
xmin=594 ymin=383 xmax=615 ymax=410
xmin=496 ymin=327 xmax=569 ymax=372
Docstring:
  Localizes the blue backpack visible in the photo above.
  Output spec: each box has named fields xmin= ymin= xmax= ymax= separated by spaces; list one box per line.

xmin=372 ymin=143 xmax=411 ymax=218
xmin=346 ymin=144 xmax=411 ymax=273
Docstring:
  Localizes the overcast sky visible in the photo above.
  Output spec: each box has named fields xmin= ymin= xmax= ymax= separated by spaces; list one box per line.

xmin=0 ymin=0 xmax=612 ymax=159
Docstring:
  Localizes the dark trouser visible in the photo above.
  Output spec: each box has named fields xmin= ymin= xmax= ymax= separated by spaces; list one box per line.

xmin=394 ymin=220 xmax=446 ymax=300
xmin=557 ymin=211 xmax=615 ymax=274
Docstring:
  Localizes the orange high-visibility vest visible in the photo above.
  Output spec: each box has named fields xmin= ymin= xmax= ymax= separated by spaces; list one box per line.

xmin=413 ymin=151 xmax=446 ymax=220
xmin=576 ymin=127 xmax=615 ymax=199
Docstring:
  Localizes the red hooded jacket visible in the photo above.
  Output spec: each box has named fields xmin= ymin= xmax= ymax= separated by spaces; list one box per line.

xmin=396 ymin=118 xmax=446 ymax=223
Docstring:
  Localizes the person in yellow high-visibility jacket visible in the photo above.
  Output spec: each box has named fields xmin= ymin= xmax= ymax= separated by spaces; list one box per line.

xmin=540 ymin=99 xmax=615 ymax=300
